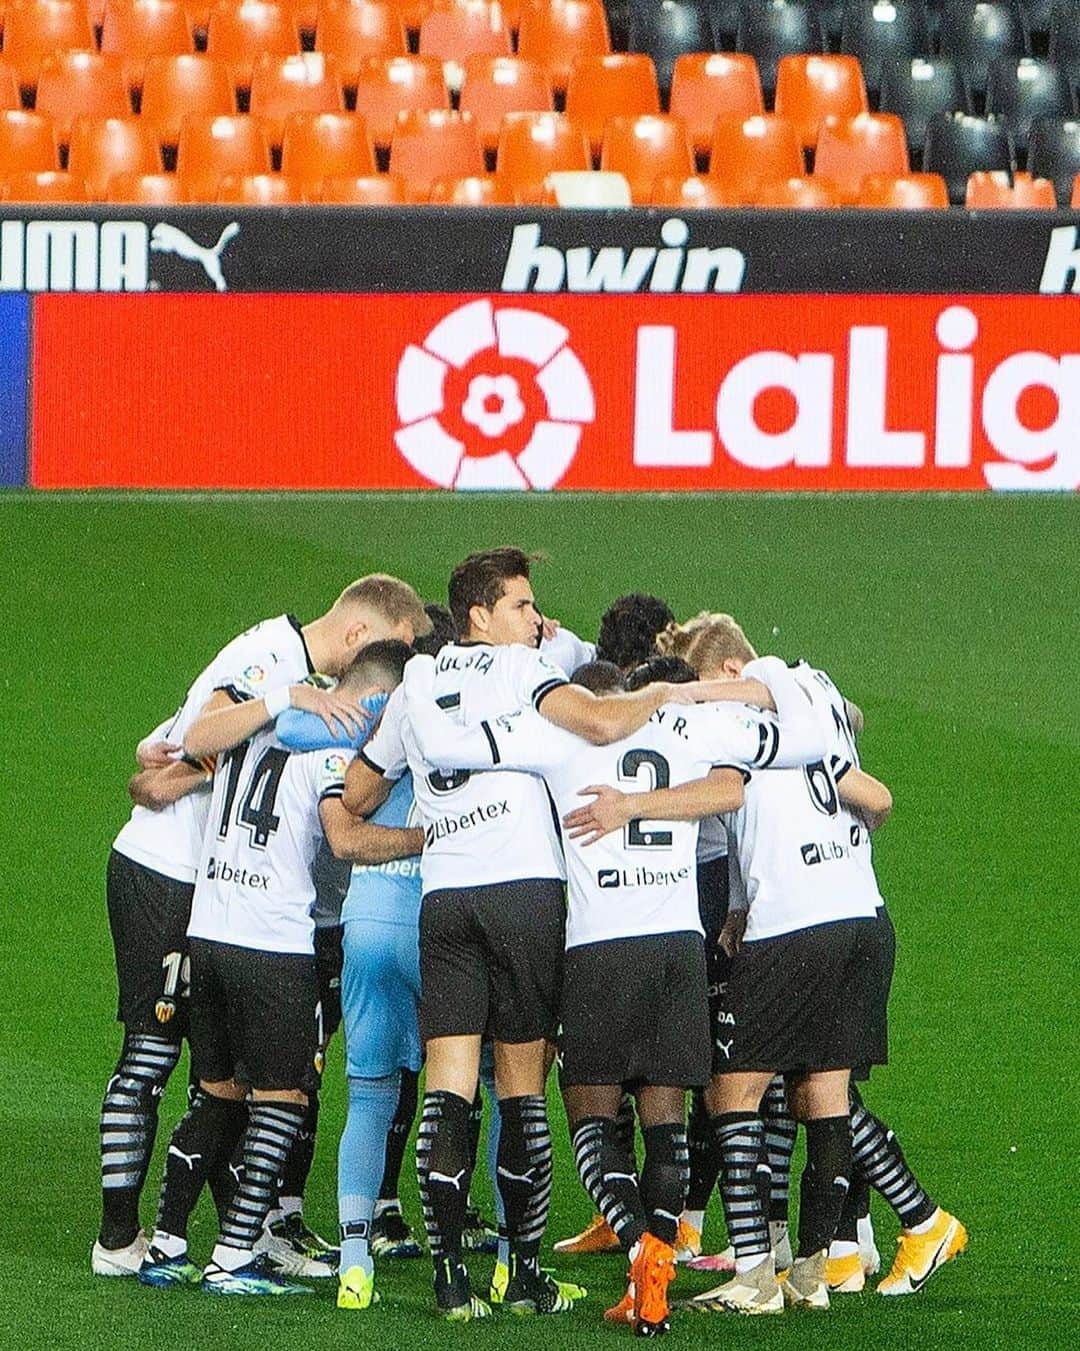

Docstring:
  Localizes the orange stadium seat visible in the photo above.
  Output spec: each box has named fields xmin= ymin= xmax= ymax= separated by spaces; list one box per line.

xmin=140 ymin=54 xmax=237 ymax=143
xmin=105 ymin=167 xmax=191 ymax=198
xmin=965 ymin=168 xmax=1056 ymax=206
xmin=280 ymin=109 xmax=374 ymax=185
xmin=380 ymin=0 xmax=435 ymax=37
xmin=419 ymin=0 xmax=511 ymax=92
xmin=709 ymin=113 xmax=802 ymax=199
xmin=388 ymin=106 xmax=484 ymax=197
xmin=99 ymin=0 xmax=195 ymax=71
xmin=857 ymin=171 xmax=949 ymax=208
xmin=352 ymin=54 xmax=448 ymax=149
xmin=0 ymin=109 xmax=60 ymax=172
xmin=650 ymin=171 xmax=743 ymax=206
xmin=35 ymin=53 xmax=133 ymax=141
xmin=1 ymin=0 xmax=95 ymax=91
xmin=2 ymin=168 xmax=89 ymax=198
xmin=1074 ymin=173 xmax=1080 ymax=207
xmin=600 ymin=113 xmax=692 ymax=203
xmin=67 ymin=114 xmax=162 ymax=198
xmin=175 ymin=111 xmax=272 ymax=197
xmin=459 ymin=56 xmax=553 ymax=155
xmin=249 ymin=52 xmax=344 ymax=145
xmin=319 ymin=169 xmax=407 ymax=199
xmin=516 ymin=0 xmax=610 ymax=97
xmin=313 ymin=1 xmax=407 ymax=91
xmin=0 ymin=63 xmax=21 ymax=109
xmin=495 ymin=109 xmax=590 ymax=199
xmin=774 ymin=53 xmax=869 ymax=150
xmin=669 ymin=53 xmax=765 ymax=162
xmin=565 ymin=53 xmax=660 ymax=158
xmin=813 ymin=112 xmax=909 ymax=202
xmin=428 ymin=170 xmax=514 ymax=201
xmin=216 ymin=169 xmax=306 ymax=199
xmin=205 ymin=0 xmax=300 ymax=87
xmin=753 ymin=174 xmax=840 ymax=206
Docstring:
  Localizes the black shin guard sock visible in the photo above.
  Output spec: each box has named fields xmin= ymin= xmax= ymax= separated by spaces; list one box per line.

xmin=219 ymin=1101 xmax=305 ymax=1252
xmin=640 ymin=1124 xmax=690 ymax=1246
xmin=685 ymin=1089 xmax=723 ymax=1212
xmin=468 ymin=1087 xmax=484 ymax=1173
xmin=156 ymin=1089 xmax=236 ymax=1242
xmin=850 ymin=1102 xmax=936 ymax=1229
xmin=278 ymin=1092 xmax=318 ymax=1204
xmin=761 ymin=1076 xmax=797 ymax=1224
xmin=835 ymin=1173 xmax=869 ymax=1244
xmin=205 ymin=1100 xmax=250 ymax=1226
xmin=379 ymin=1067 xmax=419 ymax=1202
xmin=712 ymin=1111 xmax=771 ymax=1265
xmin=571 ymin=1116 xmax=647 ymax=1253
xmin=614 ymin=1092 xmax=637 ymax=1171
xmin=496 ymin=1095 xmax=552 ymax=1266
xmin=416 ymin=1090 xmax=473 ymax=1264
xmin=797 ymin=1115 xmax=852 ymax=1258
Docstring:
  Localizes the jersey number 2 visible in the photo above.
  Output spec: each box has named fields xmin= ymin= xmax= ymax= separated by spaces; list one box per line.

xmin=619 ymin=749 xmax=673 ymax=849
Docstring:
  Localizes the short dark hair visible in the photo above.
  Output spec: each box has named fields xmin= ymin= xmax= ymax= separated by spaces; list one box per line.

xmin=339 ymin=639 xmax=412 ymax=691
xmin=448 ymin=547 xmax=537 ymax=636
xmin=570 ymin=660 xmax=627 ymax=695
xmin=625 ymin=654 xmax=698 ymax=691
xmin=596 ymin=593 xmax=676 ymax=671
xmin=413 ymin=603 xmax=457 ymax=658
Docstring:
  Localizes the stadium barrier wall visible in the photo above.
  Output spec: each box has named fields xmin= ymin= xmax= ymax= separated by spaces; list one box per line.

xmin=4 ymin=206 xmax=1079 ymax=492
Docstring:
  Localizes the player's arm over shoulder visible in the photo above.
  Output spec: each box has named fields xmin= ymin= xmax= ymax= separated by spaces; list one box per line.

xmin=128 ymin=758 xmax=209 ymax=810
xmin=320 ymin=798 xmax=423 ymax=864
xmin=837 ymin=766 xmax=892 ymax=831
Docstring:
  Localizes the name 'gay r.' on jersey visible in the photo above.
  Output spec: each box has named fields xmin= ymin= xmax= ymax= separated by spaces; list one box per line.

xmin=361 ymin=642 xmax=570 ymax=893
xmin=188 ymin=723 xmax=352 ymax=955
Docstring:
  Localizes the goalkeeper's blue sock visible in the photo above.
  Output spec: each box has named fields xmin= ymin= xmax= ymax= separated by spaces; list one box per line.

xmin=339 ymin=1072 xmax=400 ymax=1276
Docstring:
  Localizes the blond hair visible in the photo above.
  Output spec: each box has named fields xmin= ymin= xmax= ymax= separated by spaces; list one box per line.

xmin=656 ymin=611 xmax=756 ymax=675
xmin=335 ymin=574 xmax=432 ymax=635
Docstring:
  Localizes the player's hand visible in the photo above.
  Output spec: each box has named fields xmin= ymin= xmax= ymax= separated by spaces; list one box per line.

xmin=288 ymin=683 xmax=364 ymax=737
xmin=690 ymin=677 xmax=774 ymax=709
xmin=136 ymin=739 xmax=181 ymax=770
xmin=719 ymin=910 xmax=747 ymax=957
xmin=541 ymin=616 xmax=561 ymax=642
xmin=653 ymin=681 xmax=697 ymax=706
xmin=563 ymin=785 xmax=632 ymax=846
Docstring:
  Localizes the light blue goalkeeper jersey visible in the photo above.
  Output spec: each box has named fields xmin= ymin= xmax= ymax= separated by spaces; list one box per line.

xmin=341 ymin=773 xmax=422 ymax=927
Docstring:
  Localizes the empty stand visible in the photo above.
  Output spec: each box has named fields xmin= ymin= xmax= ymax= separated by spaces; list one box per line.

xmin=67 ymin=114 xmax=162 ymax=197
xmin=216 ymin=170 xmax=306 ymax=198
xmin=0 ymin=64 xmax=21 ymax=110
xmin=599 ymin=111 xmax=693 ymax=201
xmin=459 ymin=55 xmax=553 ymax=154
xmin=249 ymin=51 xmax=344 ymax=144
xmin=737 ymin=0 xmax=824 ymax=101
xmin=2 ymin=169 xmax=89 ymax=198
xmin=564 ymin=52 xmax=660 ymax=156
xmin=388 ymin=106 xmax=484 ymax=196
xmin=813 ymin=110 xmax=908 ymax=199
xmin=965 ymin=166 xmax=1055 ymax=202
xmin=775 ymin=53 xmax=869 ymax=149
xmin=205 ymin=0 xmax=301 ymax=87
xmin=515 ymin=0 xmax=611 ymax=97
xmin=279 ymin=108 xmax=375 ymax=182
xmin=313 ymin=1 xmax=407 ymax=91
xmin=495 ymin=109 xmax=591 ymax=199
xmin=709 ymin=112 xmax=804 ymax=197
xmin=35 ymin=53 xmax=133 ymax=141
xmin=418 ymin=0 xmax=512 ymax=93
xmin=669 ymin=53 xmax=764 ymax=160
xmin=922 ymin=109 xmax=1015 ymax=201
xmin=879 ymin=56 xmax=972 ymax=153
xmin=1049 ymin=1 xmax=1080 ymax=76
xmin=857 ymin=169 xmax=950 ymax=205
xmin=175 ymin=111 xmax=272 ymax=196
xmin=352 ymin=54 xmax=449 ymax=148
xmin=1 ymin=0 xmax=95 ymax=91
xmin=428 ymin=170 xmax=515 ymax=200
xmin=1027 ymin=114 xmax=1080 ymax=202
xmin=0 ymin=109 xmax=60 ymax=172
xmin=939 ymin=0 xmax=1029 ymax=97
xmin=840 ymin=0 xmax=932 ymax=99
xmin=140 ymin=54 xmax=237 ymax=143
xmin=319 ymin=169 xmax=407 ymax=198
xmin=984 ymin=55 xmax=1074 ymax=150
xmin=105 ymin=167 xmax=190 ymax=197
xmin=754 ymin=174 xmax=841 ymax=204
xmin=625 ymin=0 xmax=715 ymax=103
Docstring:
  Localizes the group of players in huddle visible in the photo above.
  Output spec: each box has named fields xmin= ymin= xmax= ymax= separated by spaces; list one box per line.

xmin=92 ymin=546 xmax=967 ymax=1332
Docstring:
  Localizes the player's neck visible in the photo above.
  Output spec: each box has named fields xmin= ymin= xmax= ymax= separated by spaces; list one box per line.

xmin=301 ymin=616 xmax=338 ymax=674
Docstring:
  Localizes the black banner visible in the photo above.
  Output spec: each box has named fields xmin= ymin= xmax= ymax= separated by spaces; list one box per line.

xmin=1 ymin=205 xmax=1079 ymax=295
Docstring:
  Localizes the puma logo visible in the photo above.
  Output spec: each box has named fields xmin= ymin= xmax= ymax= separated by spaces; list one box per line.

xmin=150 ymin=222 xmax=240 ymax=293
xmin=497 ymin=1166 xmax=535 ymax=1185
xmin=429 ymin=1168 xmax=467 ymax=1191
xmin=229 ymin=1163 xmax=243 ymax=1185
xmin=716 ymin=1037 xmax=734 ymax=1059
xmin=168 ymin=1145 xmax=202 ymax=1171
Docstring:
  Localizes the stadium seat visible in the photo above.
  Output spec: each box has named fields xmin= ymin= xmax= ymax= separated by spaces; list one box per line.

xmin=99 ymin=0 xmax=195 ymax=75
xmin=840 ymin=0 xmax=932 ymax=99
xmin=0 ymin=64 xmax=20 ymax=111
xmin=319 ymin=169 xmax=407 ymax=198
xmin=495 ymin=109 xmax=591 ymax=198
xmin=922 ymin=109 xmax=1015 ymax=201
xmin=35 ymin=54 xmax=133 ymax=142
xmin=669 ymin=53 xmax=765 ymax=161
xmin=857 ymin=169 xmax=949 ymax=205
xmin=538 ymin=167 xmax=631 ymax=203
xmin=650 ymin=171 xmax=742 ymax=205
xmin=388 ymin=107 xmax=484 ymax=196
xmin=249 ymin=52 xmax=344 ymax=145
xmin=1073 ymin=169 xmax=1080 ymax=203
xmin=564 ymin=52 xmax=661 ymax=157
xmin=599 ymin=112 xmax=692 ymax=201
xmin=939 ymin=0 xmax=1029 ymax=97
xmin=625 ymin=0 xmax=715 ymax=103
xmin=880 ymin=56 xmax=972 ymax=154
xmin=216 ymin=169 xmax=306 ymax=198
xmin=140 ymin=54 xmax=237 ymax=143
xmin=965 ymin=166 xmax=1055 ymax=202
xmin=818 ymin=0 xmax=845 ymax=46
xmin=736 ymin=0 xmax=824 ymax=101
xmin=984 ymin=55 xmax=1074 ymax=150
xmin=813 ymin=110 xmax=908 ymax=199
xmin=1 ymin=0 xmax=95 ymax=91
xmin=379 ymin=0 xmax=436 ymax=38
xmin=428 ymin=170 xmax=515 ymax=200
xmin=753 ymin=174 xmax=841 ymax=205
xmin=774 ymin=54 xmax=869 ymax=150
xmin=709 ymin=112 xmax=803 ymax=197
xmin=2 ymin=168 xmax=89 ymax=199
xmin=459 ymin=55 xmax=553 ymax=154
xmin=279 ymin=109 xmax=374 ymax=183
xmin=707 ymin=0 xmax=743 ymax=47
xmin=205 ymin=0 xmax=301 ymax=88
xmin=419 ymin=0 xmax=512 ymax=93
xmin=1017 ymin=0 xmax=1054 ymax=40
xmin=0 ymin=109 xmax=60 ymax=172
xmin=1049 ymin=1 xmax=1080 ymax=77
xmin=67 ymin=115 xmax=162 ymax=198
xmin=104 ymin=167 xmax=190 ymax=197
xmin=1027 ymin=114 xmax=1080 ymax=204
xmin=175 ymin=110 xmax=272 ymax=196
xmin=516 ymin=0 xmax=611 ymax=97
xmin=352 ymin=54 xmax=449 ymax=148
xmin=313 ymin=1 xmax=407 ymax=92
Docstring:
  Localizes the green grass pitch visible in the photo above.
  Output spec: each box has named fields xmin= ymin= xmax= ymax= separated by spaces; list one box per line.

xmin=0 ymin=492 xmax=1077 ymax=1350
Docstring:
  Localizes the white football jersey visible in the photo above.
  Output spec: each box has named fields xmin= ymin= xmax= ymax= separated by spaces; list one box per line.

xmin=540 ymin=626 xmax=595 ymax=679
xmin=363 ymin=642 xmax=570 ymax=893
xmin=188 ymin=724 xmax=352 ymax=955
xmin=111 ymin=615 xmax=312 ymax=883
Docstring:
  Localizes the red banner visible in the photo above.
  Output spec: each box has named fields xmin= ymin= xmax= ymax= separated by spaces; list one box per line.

xmin=31 ymin=293 xmax=1079 ymax=491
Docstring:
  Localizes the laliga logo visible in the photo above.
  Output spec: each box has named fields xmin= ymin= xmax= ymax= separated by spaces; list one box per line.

xmin=394 ymin=299 xmax=595 ymax=490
